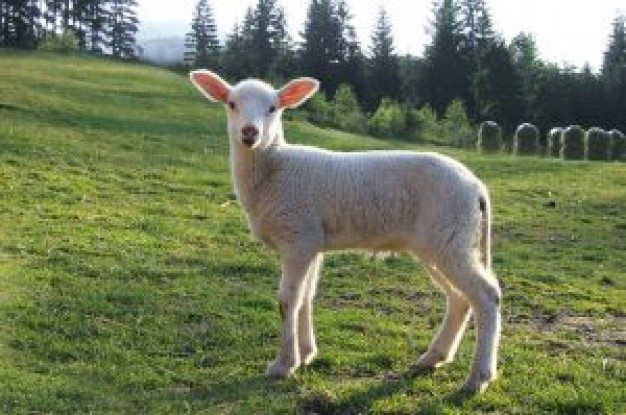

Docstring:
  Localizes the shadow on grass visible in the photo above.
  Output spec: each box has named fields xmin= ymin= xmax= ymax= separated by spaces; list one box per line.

xmin=297 ymin=366 xmax=476 ymax=414
xmin=188 ymin=373 xmax=299 ymax=408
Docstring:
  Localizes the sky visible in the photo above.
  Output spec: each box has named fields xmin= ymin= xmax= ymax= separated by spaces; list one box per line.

xmin=137 ymin=0 xmax=626 ymax=72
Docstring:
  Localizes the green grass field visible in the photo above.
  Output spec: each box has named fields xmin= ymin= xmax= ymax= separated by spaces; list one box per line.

xmin=0 ymin=51 xmax=624 ymax=414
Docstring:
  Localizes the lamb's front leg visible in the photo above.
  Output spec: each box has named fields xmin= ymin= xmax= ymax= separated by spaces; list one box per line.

xmin=298 ymin=253 xmax=323 ymax=366
xmin=266 ymin=251 xmax=317 ymax=378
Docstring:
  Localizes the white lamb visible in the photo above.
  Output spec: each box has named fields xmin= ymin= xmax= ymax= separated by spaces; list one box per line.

xmin=190 ymin=70 xmax=502 ymax=394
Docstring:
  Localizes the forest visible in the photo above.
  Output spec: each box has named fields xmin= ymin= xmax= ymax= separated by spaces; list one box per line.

xmin=2 ymin=0 xmax=626 ymax=141
xmin=0 ymin=0 xmax=138 ymax=57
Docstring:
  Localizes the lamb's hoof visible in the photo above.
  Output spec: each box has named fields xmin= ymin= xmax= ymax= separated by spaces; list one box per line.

xmin=459 ymin=372 xmax=496 ymax=395
xmin=415 ymin=350 xmax=451 ymax=369
xmin=300 ymin=347 xmax=318 ymax=366
xmin=265 ymin=359 xmax=298 ymax=378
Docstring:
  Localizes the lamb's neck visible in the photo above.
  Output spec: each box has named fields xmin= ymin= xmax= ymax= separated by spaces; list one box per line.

xmin=230 ymin=141 xmax=283 ymax=212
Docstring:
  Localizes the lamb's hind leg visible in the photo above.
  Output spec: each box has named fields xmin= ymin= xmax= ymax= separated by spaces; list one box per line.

xmin=298 ymin=253 xmax=323 ymax=366
xmin=439 ymin=259 xmax=502 ymax=394
xmin=416 ymin=265 xmax=471 ymax=369
xmin=266 ymin=251 xmax=317 ymax=378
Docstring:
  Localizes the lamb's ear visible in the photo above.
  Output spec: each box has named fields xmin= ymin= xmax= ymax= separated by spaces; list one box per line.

xmin=189 ymin=70 xmax=231 ymax=103
xmin=278 ymin=78 xmax=319 ymax=109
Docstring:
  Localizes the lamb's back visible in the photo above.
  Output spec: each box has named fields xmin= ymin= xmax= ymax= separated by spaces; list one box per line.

xmin=261 ymin=146 xmax=481 ymax=251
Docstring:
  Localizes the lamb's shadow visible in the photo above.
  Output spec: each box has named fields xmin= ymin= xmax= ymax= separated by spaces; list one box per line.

xmin=298 ymin=364 xmax=475 ymax=414
xmin=185 ymin=363 xmax=475 ymax=413
xmin=189 ymin=373 xmax=299 ymax=407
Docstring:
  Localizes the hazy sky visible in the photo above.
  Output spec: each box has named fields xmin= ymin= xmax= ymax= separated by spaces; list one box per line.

xmin=137 ymin=0 xmax=626 ymax=71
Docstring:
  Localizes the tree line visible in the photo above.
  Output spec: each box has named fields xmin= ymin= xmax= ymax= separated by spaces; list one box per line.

xmin=2 ymin=0 xmax=625 ymax=137
xmin=186 ymin=0 xmax=626 ymax=137
xmin=0 ymin=0 xmax=139 ymax=58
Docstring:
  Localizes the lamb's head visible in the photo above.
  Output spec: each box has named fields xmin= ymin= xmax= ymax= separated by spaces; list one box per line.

xmin=190 ymin=70 xmax=319 ymax=150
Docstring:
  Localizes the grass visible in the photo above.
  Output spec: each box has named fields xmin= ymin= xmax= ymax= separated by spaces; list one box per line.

xmin=0 ymin=50 xmax=625 ymax=414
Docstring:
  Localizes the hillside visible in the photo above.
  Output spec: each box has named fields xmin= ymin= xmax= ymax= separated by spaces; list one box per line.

xmin=0 ymin=51 xmax=624 ymax=414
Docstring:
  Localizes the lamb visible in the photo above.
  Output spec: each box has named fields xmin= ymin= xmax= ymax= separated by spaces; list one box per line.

xmin=189 ymin=70 xmax=502 ymax=394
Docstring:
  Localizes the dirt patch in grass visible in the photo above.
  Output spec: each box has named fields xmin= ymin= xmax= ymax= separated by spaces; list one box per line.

xmin=532 ymin=314 xmax=626 ymax=347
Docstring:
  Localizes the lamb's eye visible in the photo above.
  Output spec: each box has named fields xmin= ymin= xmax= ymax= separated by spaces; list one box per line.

xmin=228 ymin=101 xmax=236 ymax=110
xmin=268 ymin=105 xmax=276 ymax=114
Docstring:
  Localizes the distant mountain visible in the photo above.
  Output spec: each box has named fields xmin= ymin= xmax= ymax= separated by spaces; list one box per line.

xmin=137 ymin=37 xmax=186 ymax=65
xmin=137 ymin=20 xmax=229 ymax=66
xmin=136 ymin=20 xmax=188 ymax=65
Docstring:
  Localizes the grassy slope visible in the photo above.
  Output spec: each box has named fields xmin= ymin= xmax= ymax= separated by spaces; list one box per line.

xmin=0 ymin=51 xmax=624 ymax=414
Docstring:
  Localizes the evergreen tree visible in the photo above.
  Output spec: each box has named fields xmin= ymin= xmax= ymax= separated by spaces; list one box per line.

xmin=221 ymin=0 xmax=289 ymax=79
xmin=0 ymin=2 xmax=5 ymax=44
xmin=251 ymin=0 xmax=288 ymax=77
xmin=84 ymin=0 xmax=108 ymax=53
xmin=300 ymin=0 xmax=343 ymax=96
xmin=399 ymin=54 xmax=425 ymax=105
xmin=335 ymin=0 xmax=364 ymax=101
xmin=67 ymin=0 xmax=87 ymax=48
xmin=602 ymin=14 xmax=626 ymax=83
xmin=106 ymin=0 xmax=138 ymax=59
xmin=1 ymin=0 xmax=41 ymax=48
xmin=300 ymin=0 xmax=363 ymax=98
xmin=43 ymin=0 xmax=61 ymax=35
xmin=509 ymin=32 xmax=541 ymax=122
xmin=222 ymin=8 xmax=256 ymax=79
xmin=459 ymin=0 xmax=494 ymax=59
xmin=366 ymin=7 xmax=401 ymax=110
xmin=222 ymin=22 xmax=248 ymax=80
xmin=0 ymin=0 xmax=132 ymax=57
xmin=458 ymin=0 xmax=498 ymax=118
xmin=471 ymin=39 xmax=522 ymax=132
xmin=185 ymin=0 xmax=220 ymax=69
xmin=602 ymin=14 xmax=626 ymax=129
xmin=420 ymin=0 xmax=467 ymax=116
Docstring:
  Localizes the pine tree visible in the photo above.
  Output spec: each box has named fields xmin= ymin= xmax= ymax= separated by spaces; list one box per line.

xmin=267 ymin=4 xmax=297 ymax=79
xmin=0 ymin=0 xmax=130 ymax=55
xmin=367 ymin=7 xmax=401 ymax=109
xmin=222 ymin=22 xmax=248 ymax=80
xmin=458 ymin=0 xmax=498 ymax=118
xmin=510 ymin=32 xmax=542 ymax=122
xmin=1 ymin=0 xmax=41 ymax=48
xmin=336 ymin=0 xmax=364 ymax=100
xmin=421 ymin=0 xmax=468 ymax=115
xmin=300 ymin=0 xmax=342 ymax=95
xmin=185 ymin=0 xmax=220 ymax=68
xmin=106 ymin=0 xmax=138 ymax=59
xmin=459 ymin=0 xmax=495 ymax=59
xmin=221 ymin=1 xmax=289 ymax=79
xmin=300 ymin=0 xmax=363 ymax=98
xmin=43 ymin=0 xmax=61 ymax=35
xmin=68 ymin=0 xmax=87 ymax=48
xmin=84 ymin=0 xmax=108 ymax=53
xmin=602 ymin=15 xmax=626 ymax=84
xmin=251 ymin=0 xmax=288 ymax=77
xmin=471 ymin=39 xmax=522 ymax=132
xmin=602 ymin=14 xmax=626 ymax=130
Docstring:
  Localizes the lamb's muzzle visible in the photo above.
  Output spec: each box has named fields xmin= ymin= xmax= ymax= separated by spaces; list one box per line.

xmin=189 ymin=70 xmax=502 ymax=394
xmin=241 ymin=124 xmax=259 ymax=147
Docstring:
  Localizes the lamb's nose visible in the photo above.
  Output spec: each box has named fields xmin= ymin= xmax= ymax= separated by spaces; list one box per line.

xmin=241 ymin=125 xmax=259 ymax=147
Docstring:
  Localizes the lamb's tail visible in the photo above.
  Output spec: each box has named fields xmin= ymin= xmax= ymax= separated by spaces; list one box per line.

xmin=478 ymin=192 xmax=492 ymax=270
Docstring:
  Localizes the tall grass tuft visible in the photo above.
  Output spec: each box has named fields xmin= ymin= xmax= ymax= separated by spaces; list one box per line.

xmin=477 ymin=121 xmax=502 ymax=153
xmin=586 ymin=127 xmax=612 ymax=161
xmin=561 ymin=125 xmax=586 ymax=160
xmin=514 ymin=123 xmax=539 ymax=156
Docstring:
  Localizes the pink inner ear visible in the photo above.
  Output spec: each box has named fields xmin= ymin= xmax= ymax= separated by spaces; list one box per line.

xmin=279 ymin=80 xmax=317 ymax=108
xmin=193 ymin=72 xmax=229 ymax=102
